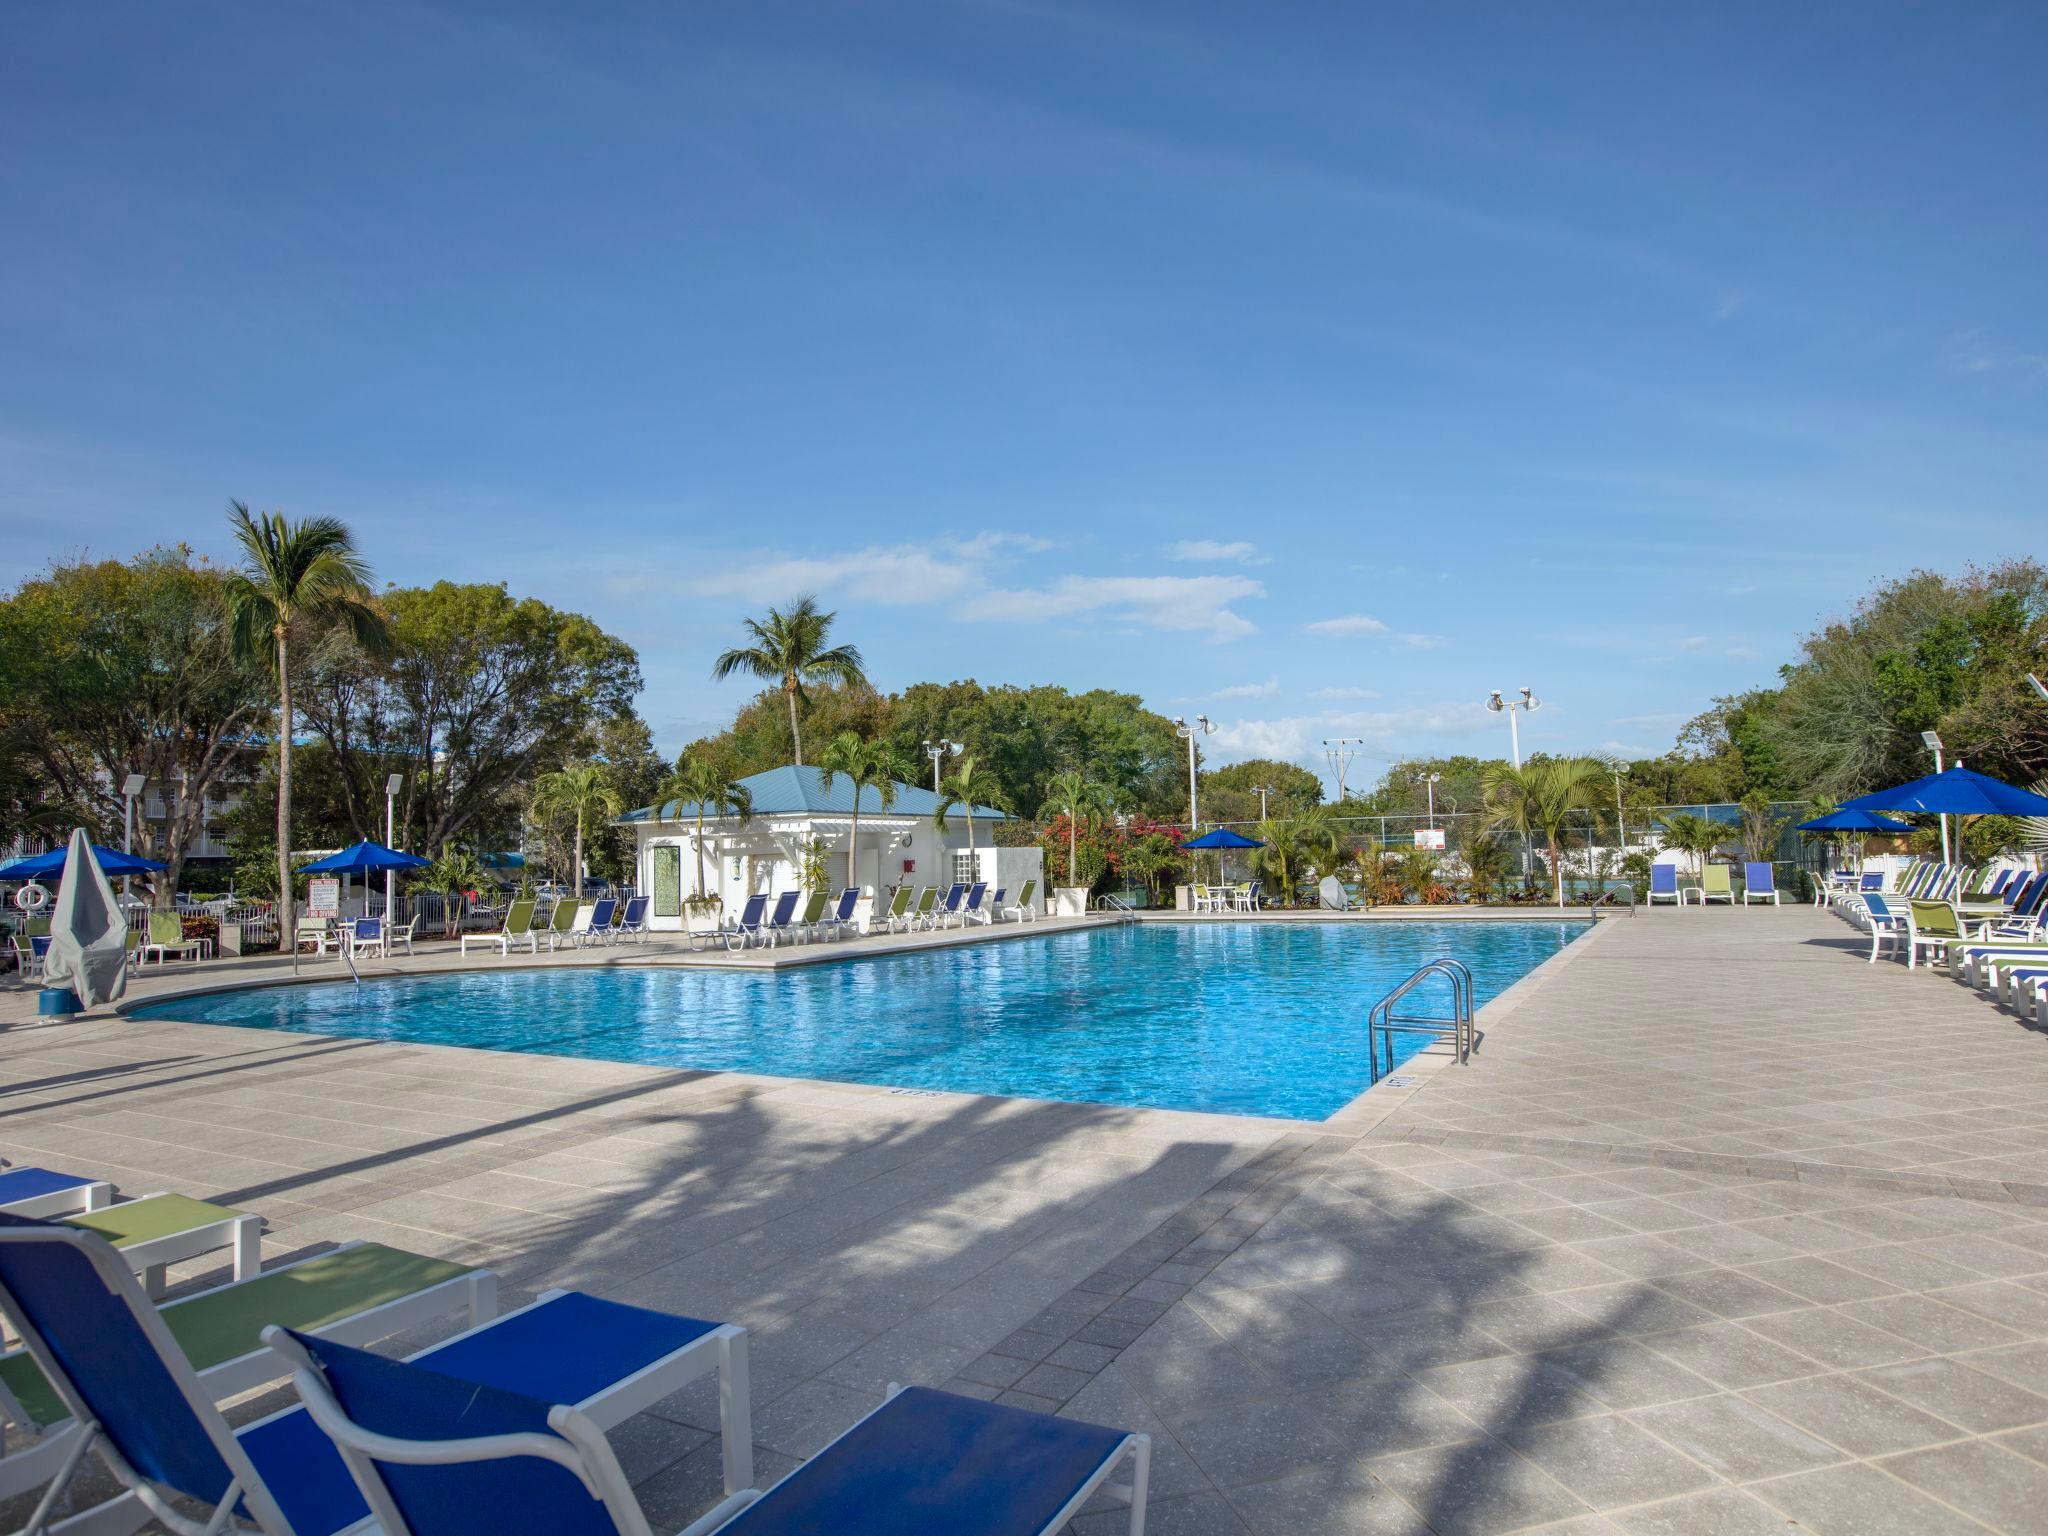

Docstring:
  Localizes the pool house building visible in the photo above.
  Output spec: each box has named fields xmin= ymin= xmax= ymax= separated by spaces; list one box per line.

xmin=620 ymin=764 xmax=1039 ymax=933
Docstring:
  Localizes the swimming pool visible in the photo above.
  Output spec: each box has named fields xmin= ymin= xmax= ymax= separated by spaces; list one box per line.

xmin=132 ymin=921 xmax=1585 ymax=1120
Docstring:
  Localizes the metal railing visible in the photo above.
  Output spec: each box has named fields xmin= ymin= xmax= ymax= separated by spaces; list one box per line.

xmin=1094 ymin=893 xmax=1137 ymax=922
xmin=1588 ymin=884 xmax=1637 ymax=918
xmin=1368 ymin=957 xmax=1474 ymax=1083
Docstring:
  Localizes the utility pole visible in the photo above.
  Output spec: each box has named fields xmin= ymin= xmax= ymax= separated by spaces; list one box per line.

xmin=1322 ymin=738 xmax=1361 ymax=802
xmin=1254 ymin=784 xmax=1274 ymax=821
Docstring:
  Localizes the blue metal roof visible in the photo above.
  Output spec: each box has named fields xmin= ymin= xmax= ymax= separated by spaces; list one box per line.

xmin=621 ymin=764 xmax=1006 ymax=825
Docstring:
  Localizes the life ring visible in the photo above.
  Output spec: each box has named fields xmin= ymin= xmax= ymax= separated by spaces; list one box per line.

xmin=13 ymin=883 xmax=51 ymax=913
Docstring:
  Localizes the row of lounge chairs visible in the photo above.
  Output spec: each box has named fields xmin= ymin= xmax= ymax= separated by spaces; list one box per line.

xmin=1832 ymin=864 xmax=2048 ymax=990
xmin=0 ymin=1155 xmax=1152 ymax=1535
xmin=460 ymin=895 xmax=649 ymax=957
xmin=1647 ymin=862 xmax=1782 ymax=906
xmin=713 ymin=880 xmax=1039 ymax=951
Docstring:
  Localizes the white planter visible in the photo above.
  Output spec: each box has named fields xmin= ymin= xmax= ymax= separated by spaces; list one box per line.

xmin=1052 ymin=886 xmax=1091 ymax=917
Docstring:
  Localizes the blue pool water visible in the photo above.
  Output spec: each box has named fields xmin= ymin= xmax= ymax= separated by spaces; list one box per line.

xmin=132 ymin=922 xmax=1584 ymax=1120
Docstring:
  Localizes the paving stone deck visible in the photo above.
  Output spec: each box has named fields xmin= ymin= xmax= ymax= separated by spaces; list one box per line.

xmin=6 ymin=904 xmax=2048 ymax=1532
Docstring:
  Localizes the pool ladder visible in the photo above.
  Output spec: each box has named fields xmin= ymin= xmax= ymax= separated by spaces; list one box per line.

xmin=1367 ymin=957 xmax=1473 ymax=1083
xmin=1093 ymin=894 xmax=1139 ymax=925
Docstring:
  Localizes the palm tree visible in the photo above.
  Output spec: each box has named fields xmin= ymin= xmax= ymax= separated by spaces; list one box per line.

xmin=819 ymin=732 xmax=908 ymax=893
xmin=1479 ymin=757 xmax=1604 ymax=906
xmin=531 ymin=762 xmax=622 ymax=894
xmin=932 ymin=753 xmax=1006 ymax=861
xmin=222 ymin=503 xmax=388 ymax=943
xmin=1255 ymin=810 xmax=1341 ymax=906
xmin=710 ymin=596 xmax=867 ymax=766
xmin=658 ymin=754 xmax=755 ymax=901
xmin=421 ymin=847 xmax=490 ymax=939
xmin=1659 ymin=813 xmax=1734 ymax=888
xmin=1038 ymin=769 xmax=1112 ymax=890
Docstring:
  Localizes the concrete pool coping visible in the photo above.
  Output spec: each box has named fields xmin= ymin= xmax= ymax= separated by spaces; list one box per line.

xmin=114 ymin=910 xmax=1606 ymax=1130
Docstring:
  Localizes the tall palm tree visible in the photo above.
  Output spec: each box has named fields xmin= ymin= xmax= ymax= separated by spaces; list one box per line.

xmin=710 ymin=596 xmax=867 ymax=766
xmin=531 ymin=762 xmax=622 ymax=894
xmin=1254 ymin=810 xmax=1341 ymax=906
xmin=1038 ymin=769 xmax=1112 ymax=890
xmin=222 ymin=503 xmax=387 ymax=942
xmin=1479 ymin=757 xmax=1604 ymax=906
xmin=659 ymin=754 xmax=755 ymax=900
xmin=1658 ymin=813 xmax=1734 ymax=887
xmin=819 ymin=732 xmax=908 ymax=893
xmin=932 ymin=753 xmax=1005 ymax=861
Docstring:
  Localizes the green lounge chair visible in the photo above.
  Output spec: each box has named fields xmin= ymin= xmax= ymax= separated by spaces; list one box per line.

xmin=881 ymin=885 xmax=916 ymax=933
xmin=1699 ymin=865 xmax=1734 ymax=905
xmin=66 ymin=1191 xmax=262 ymax=1297
xmin=1905 ymin=899 xmax=1962 ymax=969
xmin=0 ymin=1235 xmax=494 ymax=1494
xmin=907 ymin=885 xmax=940 ymax=931
xmin=798 ymin=889 xmax=830 ymax=942
xmin=143 ymin=910 xmax=204 ymax=965
xmin=1002 ymin=879 xmax=1038 ymax=922
xmin=461 ymin=897 xmax=536 ymax=957
xmin=545 ymin=898 xmax=582 ymax=952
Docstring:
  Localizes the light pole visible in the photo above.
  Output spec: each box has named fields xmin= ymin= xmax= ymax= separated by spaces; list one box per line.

xmin=922 ymin=738 xmax=961 ymax=794
xmin=1322 ymin=738 xmax=1361 ymax=802
xmin=122 ymin=772 xmax=146 ymax=905
xmin=1415 ymin=772 xmax=1441 ymax=829
xmin=385 ymin=772 xmax=406 ymax=920
xmin=1173 ymin=716 xmax=1214 ymax=831
xmin=1254 ymin=784 xmax=1274 ymax=821
xmin=1486 ymin=686 xmax=1540 ymax=769
xmin=1921 ymin=730 xmax=1950 ymax=864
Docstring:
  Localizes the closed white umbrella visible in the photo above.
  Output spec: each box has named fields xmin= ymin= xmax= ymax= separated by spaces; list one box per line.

xmin=43 ymin=828 xmax=128 ymax=1010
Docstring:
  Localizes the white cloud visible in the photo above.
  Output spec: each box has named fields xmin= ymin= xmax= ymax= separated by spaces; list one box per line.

xmin=1725 ymin=645 xmax=1760 ymax=661
xmin=1207 ymin=701 xmax=1495 ymax=770
xmin=684 ymin=545 xmax=977 ymax=605
xmin=950 ymin=530 xmax=1055 ymax=559
xmin=1214 ymin=677 xmax=1280 ymax=699
xmin=1304 ymin=614 xmax=1389 ymax=637
xmin=1311 ymin=686 xmax=1382 ymax=700
xmin=971 ymin=574 xmax=1264 ymax=640
xmin=1166 ymin=539 xmax=1269 ymax=566
xmin=1676 ymin=636 xmax=1710 ymax=651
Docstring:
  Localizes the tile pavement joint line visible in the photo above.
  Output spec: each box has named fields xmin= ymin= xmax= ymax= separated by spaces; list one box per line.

xmin=1361 ymin=1125 xmax=2048 ymax=1208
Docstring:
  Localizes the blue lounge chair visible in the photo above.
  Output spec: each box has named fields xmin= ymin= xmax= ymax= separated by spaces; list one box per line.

xmin=971 ymin=887 xmax=1004 ymax=926
xmin=1741 ymin=862 xmax=1779 ymax=907
xmin=722 ymin=894 xmax=769 ymax=952
xmin=0 ymin=1168 xmax=112 ymax=1220
xmin=1647 ymin=865 xmax=1689 ymax=907
xmin=1857 ymin=892 xmax=1906 ymax=963
xmin=272 ymin=1325 xmax=1150 ymax=1536
xmin=578 ymin=898 xmax=617 ymax=947
xmin=763 ymin=891 xmax=802 ymax=945
xmin=615 ymin=896 xmax=649 ymax=943
xmin=0 ymin=1215 xmax=754 ymax=1535
xmin=816 ymin=886 xmax=860 ymax=941
xmin=924 ymin=883 xmax=966 ymax=930
xmin=943 ymin=882 xmax=988 ymax=930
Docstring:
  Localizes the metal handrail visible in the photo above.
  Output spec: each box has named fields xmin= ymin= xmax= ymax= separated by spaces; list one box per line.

xmin=1094 ymin=893 xmax=1137 ymax=922
xmin=1367 ymin=956 xmax=1474 ymax=1082
xmin=1589 ymin=884 xmax=1637 ymax=919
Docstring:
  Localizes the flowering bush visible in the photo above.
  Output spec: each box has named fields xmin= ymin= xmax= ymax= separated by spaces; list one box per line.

xmin=1036 ymin=814 xmax=1186 ymax=895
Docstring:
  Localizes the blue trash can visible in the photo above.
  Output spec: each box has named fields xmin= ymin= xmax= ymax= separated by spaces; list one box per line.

xmin=37 ymin=988 xmax=81 ymax=1017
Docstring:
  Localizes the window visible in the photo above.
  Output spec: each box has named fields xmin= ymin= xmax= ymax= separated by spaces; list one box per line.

xmin=952 ymin=851 xmax=977 ymax=886
xmin=651 ymin=846 xmax=682 ymax=917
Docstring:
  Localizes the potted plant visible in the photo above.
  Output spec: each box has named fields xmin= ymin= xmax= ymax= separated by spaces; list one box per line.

xmin=684 ymin=893 xmax=725 ymax=940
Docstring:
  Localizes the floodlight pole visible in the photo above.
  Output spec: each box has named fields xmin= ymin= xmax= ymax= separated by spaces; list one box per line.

xmin=1921 ymin=731 xmax=1950 ymax=865
xmin=385 ymin=772 xmax=406 ymax=926
xmin=1254 ymin=784 xmax=1273 ymax=821
xmin=922 ymin=738 xmax=961 ymax=794
xmin=1488 ymin=688 xmax=1542 ymax=876
xmin=121 ymin=772 xmax=146 ymax=905
xmin=1174 ymin=716 xmax=1215 ymax=832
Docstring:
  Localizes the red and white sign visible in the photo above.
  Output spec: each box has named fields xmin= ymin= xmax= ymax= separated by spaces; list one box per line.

xmin=1413 ymin=828 xmax=1446 ymax=850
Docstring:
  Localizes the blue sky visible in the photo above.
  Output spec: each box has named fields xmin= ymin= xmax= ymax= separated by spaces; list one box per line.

xmin=5 ymin=3 xmax=2045 ymax=792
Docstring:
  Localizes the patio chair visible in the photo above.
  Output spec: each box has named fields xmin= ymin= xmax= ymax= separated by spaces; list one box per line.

xmin=1904 ymin=899 xmax=1962 ymax=969
xmin=547 ymin=899 xmax=586 ymax=953
xmin=143 ymin=910 xmax=205 ymax=965
xmin=970 ymin=887 xmax=1004 ymax=926
xmin=762 ymin=891 xmax=802 ymax=945
xmin=273 ymin=1330 xmax=1147 ymax=1536
xmin=615 ymin=897 xmax=648 ymax=943
xmin=924 ymin=883 xmax=966 ymax=930
xmin=902 ymin=885 xmax=939 ymax=931
xmin=461 ymin=898 xmax=536 ymax=957
xmin=385 ymin=914 xmax=419 ymax=956
xmin=296 ymin=916 xmax=337 ymax=956
xmin=348 ymin=917 xmax=386 ymax=962
xmin=9 ymin=935 xmax=44 ymax=982
xmin=0 ymin=1218 xmax=753 ymax=1536
xmin=1855 ymin=891 xmax=1906 ymax=963
xmin=1000 ymin=879 xmax=1037 ymax=923
xmin=943 ymin=882 xmax=987 ymax=929
xmin=796 ymin=890 xmax=830 ymax=942
xmin=1741 ymin=862 xmax=1780 ymax=907
xmin=817 ymin=887 xmax=860 ymax=940
xmin=578 ymin=898 xmax=618 ymax=948
xmin=722 ymin=894 xmax=769 ymax=952
xmin=1697 ymin=865 xmax=1734 ymax=905
xmin=880 ymin=885 xmax=916 ymax=933
xmin=1189 ymin=884 xmax=1215 ymax=913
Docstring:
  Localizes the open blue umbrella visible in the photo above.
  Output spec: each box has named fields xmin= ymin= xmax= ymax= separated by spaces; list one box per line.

xmin=1795 ymin=809 xmax=1915 ymax=834
xmin=0 ymin=843 xmax=166 ymax=880
xmin=1840 ymin=766 xmax=2048 ymax=818
xmin=1180 ymin=827 xmax=1266 ymax=850
xmin=296 ymin=840 xmax=431 ymax=875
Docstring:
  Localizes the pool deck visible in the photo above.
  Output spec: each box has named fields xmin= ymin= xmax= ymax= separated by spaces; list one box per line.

xmin=9 ymin=906 xmax=2048 ymax=1532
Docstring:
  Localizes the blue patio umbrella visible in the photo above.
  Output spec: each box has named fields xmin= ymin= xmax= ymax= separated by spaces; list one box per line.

xmin=0 ymin=843 xmax=166 ymax=881
xmin=1179 ymin=828 xmax=1266 ymax=850
xmin=295 ymin=840 xmax=432 ymax=875
xmin=1840 ymin=766 xmax=2048 ymax=818
xmin=1794 ymin=809 xmax=1914 ymax=834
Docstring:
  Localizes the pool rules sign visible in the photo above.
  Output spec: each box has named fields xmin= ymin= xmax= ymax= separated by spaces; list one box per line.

xmin=309 ymin=878 xmax=340 ymax=917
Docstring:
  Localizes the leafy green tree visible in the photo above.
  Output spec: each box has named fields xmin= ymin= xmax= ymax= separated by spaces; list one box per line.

xmin=1253 ymin=810 xmax=1341 ymax=905
xmin=1480 ymin=757 xmax=1603 ymax=906
xmin=1657 ymin=813 xmax=1735 ymax=885
xmin=421 ymin=847 xmax=490 ymax=938
xmin=1200 ymin=758 xmax=1324 ymax=825
xmin=658 ymin=753 xmax=755 ymax=900
xmin=223 ymin=504 xmax=388 ymax=940
xmin=819 ymin=731 xmax=908 ymax=891
xmin=1455 ymin=826 xmax=1514 ymax=903
xmin=933 ymin=753 xmax=1005 ymax=860
xmin=1737 ymin=791 xmax=1792 ymax=863
xmin=1039 ymin=769 xmax=1113 ymax=889
xmin=711 ymin=596 xmax=867 ymax=766
xmin=530 ymin=762 xmax=622 ymax=890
